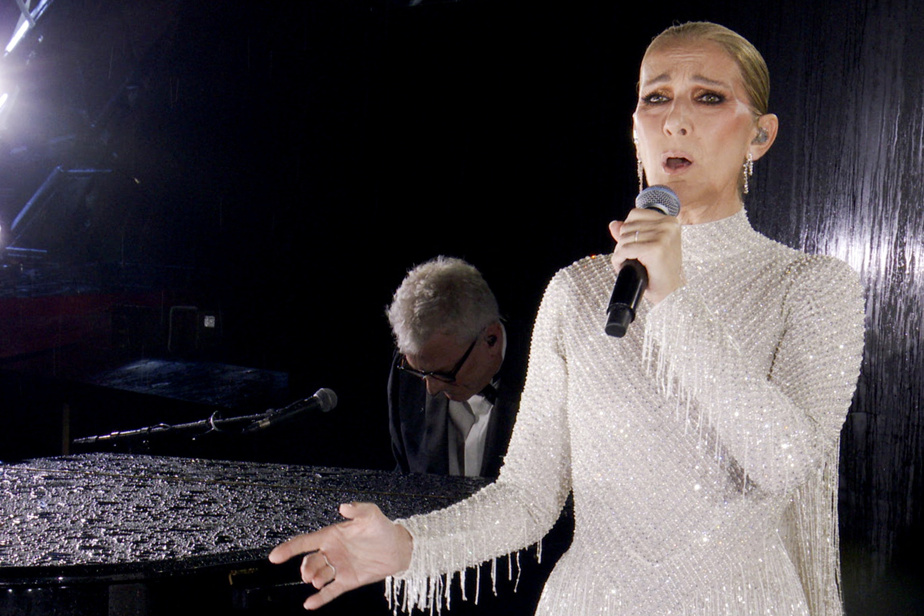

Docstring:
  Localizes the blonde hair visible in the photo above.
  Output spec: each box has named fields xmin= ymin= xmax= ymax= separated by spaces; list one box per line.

xmin=644 ymin=22 xmax=770 ymax=115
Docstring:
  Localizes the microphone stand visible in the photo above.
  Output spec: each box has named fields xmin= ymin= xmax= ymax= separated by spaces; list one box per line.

xmin=72 ymin=407 xmax=280 ymax=447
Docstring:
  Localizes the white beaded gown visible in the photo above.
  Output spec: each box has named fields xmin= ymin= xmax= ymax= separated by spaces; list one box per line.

xmin=388 ymin=210 xmax=865 ymax=615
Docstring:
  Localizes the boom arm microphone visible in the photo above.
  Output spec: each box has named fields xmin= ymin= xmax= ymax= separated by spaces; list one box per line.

xmin=242 ymin=388 xmax=338 ymax=433
xmin=604 ymin=185 xmax=681 ymax=338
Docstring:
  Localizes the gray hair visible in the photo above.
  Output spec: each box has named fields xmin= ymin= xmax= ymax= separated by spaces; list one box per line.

xmin=386 ymin=256 xmax=500 ymax=355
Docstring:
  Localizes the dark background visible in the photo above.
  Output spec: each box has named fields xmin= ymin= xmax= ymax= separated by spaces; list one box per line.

xmin=0 ymin=0 xmax=921 ymax=614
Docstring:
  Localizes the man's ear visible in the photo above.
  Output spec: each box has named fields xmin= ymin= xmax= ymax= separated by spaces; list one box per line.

xmin=484 ymin=321 xmax=503 ymax=348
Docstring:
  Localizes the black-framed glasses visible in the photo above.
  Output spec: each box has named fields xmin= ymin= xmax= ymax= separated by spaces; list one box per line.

xmin=398 ymin=335 xmax=479 ymax=384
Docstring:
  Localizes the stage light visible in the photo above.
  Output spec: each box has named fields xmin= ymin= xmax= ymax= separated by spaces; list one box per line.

xmin=4 ymin=0 xmax=54 ymax=56
xmin=4 ymin=19 xmax=30 ymax=55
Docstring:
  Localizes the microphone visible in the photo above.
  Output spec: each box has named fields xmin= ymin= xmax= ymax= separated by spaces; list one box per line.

xmin=242 ymin=388 xmax=338 ymax=433
xmin=604 ymin=185 xmax=681 ymax=338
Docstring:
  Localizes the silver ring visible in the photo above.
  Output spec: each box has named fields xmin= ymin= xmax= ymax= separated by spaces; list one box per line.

xmin=634 ymin=230 xmax=639 ymax=244
xmin=321 ymin=551 xmax=336 ymax=584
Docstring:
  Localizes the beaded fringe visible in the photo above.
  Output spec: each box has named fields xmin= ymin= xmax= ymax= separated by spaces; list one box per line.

xmin=779 ymin=443 xmax=845 ymax=616
xmin=386 ymin=547 xmax=529 ymax=615
xmin=641 ymin=287 xmax=750 ymax=487
xmin=642 ymin=287 xmax=741 ymax=419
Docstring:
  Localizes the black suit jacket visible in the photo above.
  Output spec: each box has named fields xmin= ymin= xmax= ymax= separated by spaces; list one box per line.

xmin=387 ymin=328 xmax=525 ymax=479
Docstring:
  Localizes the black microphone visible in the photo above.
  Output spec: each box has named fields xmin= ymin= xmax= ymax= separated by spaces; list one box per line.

xmin=242 ymin=388 xmax=338 ymax=433
xmin=604 ymin=185 xmax=681 ymax=338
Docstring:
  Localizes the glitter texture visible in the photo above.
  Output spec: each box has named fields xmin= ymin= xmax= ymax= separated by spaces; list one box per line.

xmin=387 ymin=210 xmax=865 ymax=615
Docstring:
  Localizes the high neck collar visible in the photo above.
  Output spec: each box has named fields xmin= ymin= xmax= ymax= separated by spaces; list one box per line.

xmin=680 ymin=209 xmax=761 ymax=264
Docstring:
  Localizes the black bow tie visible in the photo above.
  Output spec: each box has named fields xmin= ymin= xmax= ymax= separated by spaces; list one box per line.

xmin=479 ymin=382 xmax=498 ymax=405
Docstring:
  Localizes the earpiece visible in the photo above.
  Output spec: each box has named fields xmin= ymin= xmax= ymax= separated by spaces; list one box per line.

xmin=753 ymin=128 xmax=769 ymax=144
xmin=486 ymin=335 xmax=498 ymax=346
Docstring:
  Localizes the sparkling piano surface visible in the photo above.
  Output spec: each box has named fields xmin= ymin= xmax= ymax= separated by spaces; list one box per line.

xmin=0 ymin=453 xmax=487 ymax=584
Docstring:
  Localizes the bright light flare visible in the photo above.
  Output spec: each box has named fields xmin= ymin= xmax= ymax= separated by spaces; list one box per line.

xmin=4 ymin=20 xmax=30 ymax=55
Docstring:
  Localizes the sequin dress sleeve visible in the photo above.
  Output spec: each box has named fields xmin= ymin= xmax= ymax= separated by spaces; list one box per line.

xmin=388 ymin=211 xmax=865 ymax=616
xmin=643 ymin=252 xmax=862 ymax=495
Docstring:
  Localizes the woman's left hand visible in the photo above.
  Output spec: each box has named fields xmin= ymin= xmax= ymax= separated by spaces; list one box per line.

xmin=609 ymin=208 xmax=683 ymax=305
